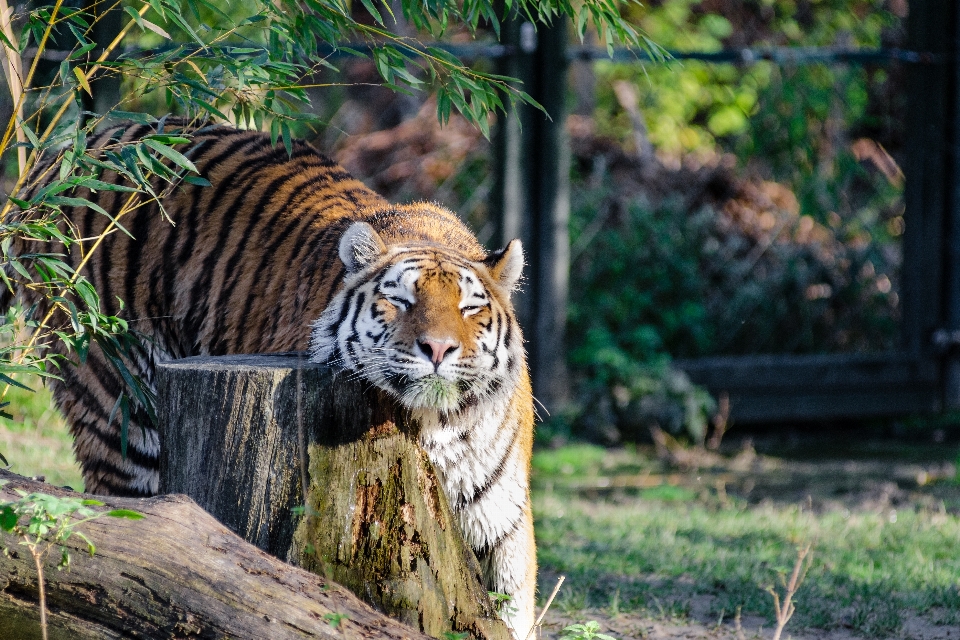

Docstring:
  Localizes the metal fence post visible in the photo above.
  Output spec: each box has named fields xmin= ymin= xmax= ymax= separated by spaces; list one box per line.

xmin=491 ymin=17 xmax=570 ymax=415
xmin=903 ymin=0 xmax=957 ymax=410
xmin=945 ymin=0 xmax=960 ymax=410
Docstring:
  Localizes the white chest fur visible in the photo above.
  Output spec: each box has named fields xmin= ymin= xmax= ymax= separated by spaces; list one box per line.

xmin=416 ymin=402 xmax=535 ymax=639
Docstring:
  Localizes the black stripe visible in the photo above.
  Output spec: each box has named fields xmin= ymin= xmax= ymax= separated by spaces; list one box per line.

xmin=461 ymin=437 xmax=518 ymax=508
xmin=60 ymin=365 xmax=159 ymax=469
xmin=475 ymin=514 xmax=525 ymax=557
xmin=123 ymin=196 xmax=159 ymax=318
xmin=502 ymin=310 xmax=513 ymax=349
xmin=83 ymin=457 xmax=134 ymax=482
xmin=263 ymin=218 xmax=350 ymax=342
xmin=76 ymin=415 xmax=159 ymax=469
xmin=204 ymin=169 xmax=316 ymax=353
xmin=345 ymin=292 xmax=367 ymax=344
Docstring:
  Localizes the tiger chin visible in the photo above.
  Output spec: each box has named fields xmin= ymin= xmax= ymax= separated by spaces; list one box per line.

xmin=15 ymin=121 xmax=537 ymax=639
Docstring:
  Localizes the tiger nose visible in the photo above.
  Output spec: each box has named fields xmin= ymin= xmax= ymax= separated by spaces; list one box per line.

xmin=418 ymin=338 xmax=459 ymax=365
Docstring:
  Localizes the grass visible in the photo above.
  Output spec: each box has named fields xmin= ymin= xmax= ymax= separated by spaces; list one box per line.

xmin=0 ymin=378 xmax=82 ymax=490
xmin=531 ymin=442 xmax=960 ymax=637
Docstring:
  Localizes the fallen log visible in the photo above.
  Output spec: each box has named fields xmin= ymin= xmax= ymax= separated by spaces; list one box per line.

xmin=157 ymin=354 xmax=509 ymax=640
xmin=0 ymin=469 xmax=432 ymax=640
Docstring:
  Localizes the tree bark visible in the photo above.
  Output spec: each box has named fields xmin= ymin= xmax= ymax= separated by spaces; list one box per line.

xmin=157 ymin=354 xmax=510 ymax=640
xmin=0 ymin=470 xmax=432 ymax=640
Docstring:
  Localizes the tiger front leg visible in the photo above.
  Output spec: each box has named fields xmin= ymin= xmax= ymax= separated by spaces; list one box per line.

xmin=479 ymin=505 xmax=537 ymax=640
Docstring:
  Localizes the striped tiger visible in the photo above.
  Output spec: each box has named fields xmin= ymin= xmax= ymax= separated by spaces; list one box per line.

xmin=13 ymin=120 xmax=537 ymax=637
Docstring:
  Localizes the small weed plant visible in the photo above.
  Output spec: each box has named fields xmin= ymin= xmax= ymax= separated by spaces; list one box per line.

xmin=489 ymin=590 xmax=519 ymax=618
xmin=559 ymin=621 xmax=617 ymax=640
xmin=0 ymin=480 xmax=142 ymax=640
xmin=322 ymin=612 xmax=348 ymax=629
xmin=766 ymin=543 xmax=814 ymax=640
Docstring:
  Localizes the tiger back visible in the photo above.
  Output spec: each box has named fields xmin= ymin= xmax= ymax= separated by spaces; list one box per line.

xmin=13 ymin=120 xmax=537 ymax=637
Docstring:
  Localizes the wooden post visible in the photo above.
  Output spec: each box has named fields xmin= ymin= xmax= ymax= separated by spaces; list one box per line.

xmin=491 ymin=16 xmax=571 ymax=414
xmin=156 ymin=354 xmax=510 ymax=640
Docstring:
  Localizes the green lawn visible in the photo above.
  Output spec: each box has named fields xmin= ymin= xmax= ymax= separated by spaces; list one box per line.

xmin=532 ymin=443 xmax=960 ymax=637
xmin=0 ymin=379 xmax=82 ymax=490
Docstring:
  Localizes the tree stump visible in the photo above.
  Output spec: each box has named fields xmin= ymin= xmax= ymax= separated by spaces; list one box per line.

xmin=157 ymin=354 xmax=510 ymax=640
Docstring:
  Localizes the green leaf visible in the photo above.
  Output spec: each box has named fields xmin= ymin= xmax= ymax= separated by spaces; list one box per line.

xmin=192 ymin=99 xmax=229 ymax=121
xmin=68 ymin=42 xmax=97 ymax=61
xmin=106 ymin=509 xmax=144 ymax=519
xmin=140 ymin=18 xmax=171 ymax=40
xmin=68 ymin=178 xmax=139 ymax=193
xmin=142 ymin=139 xmax=199 ymax=174
xmin=0 ymin=505 xmax=16 ymax=531
xmin=123 ymin=6 xmax=145 ymax=29
xmin=20 ymin=122 xmax=40 ymax=150
xmin=280 ymin=121 xmax=292 ymax=158
xmin=143 ymin=135 xmax=191 ymax=145
xmin=359 ymin=0 xmax=383 ymax=25
xmin=0 ymin=372 xmax=33 ymax=392
xmin=0 ymin=30 xmax=14 ymax=52
xmin=182 ymin=175 xmax=211 ymax=187
xmin=107 ymin=111 xmax=157 ymax=125
xmin=120 ymin=395 xmax=131 ymax=458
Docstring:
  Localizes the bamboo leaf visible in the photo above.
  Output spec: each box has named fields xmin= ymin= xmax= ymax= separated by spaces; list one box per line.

xmin=106 ymin=509 xmax=144 ymax=519
xmin=123 ymin=6 xmax=145 ymax=28
xmin=359 ymin=0 xmax=383 ymax=25
xmin=107 ymin=110 xmax=157 ymax=125
xmin=183 ymin=175 xmax=211 ymax=187
xmin=0 ymin=372 xmax=32 ymax=392
xmin=68 ymin=42 xmax=97 ymax=60
xmin=141 ymin=19 xmax=171 ymax=39
xmin=73 ymin=67 xmax=93 ymax=96
xmin=142 ymin=139 xmax=198 ymax=174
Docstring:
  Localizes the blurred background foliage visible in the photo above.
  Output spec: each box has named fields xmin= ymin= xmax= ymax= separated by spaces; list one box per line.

xmin=562 ymin=0 xmax=907 ymax=442
xmin=0 ymin=0 xmax=915 ymax=462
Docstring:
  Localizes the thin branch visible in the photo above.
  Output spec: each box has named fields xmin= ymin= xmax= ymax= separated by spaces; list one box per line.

xmin=768 ymin=543 xmax=813 ymax=640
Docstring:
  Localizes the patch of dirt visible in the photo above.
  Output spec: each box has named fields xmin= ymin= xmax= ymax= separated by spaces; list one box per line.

xmin=537 ymin=609 xmax=959 ymax=640
xmin=552 ymin=432 xmax=960 ymax=517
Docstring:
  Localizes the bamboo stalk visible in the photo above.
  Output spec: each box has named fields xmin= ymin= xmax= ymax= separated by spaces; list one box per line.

xmin=0 ymin=0 xmax=26 ymax=175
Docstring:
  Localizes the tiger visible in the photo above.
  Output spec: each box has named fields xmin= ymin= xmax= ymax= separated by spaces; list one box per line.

xmin=11 ymin=119 xmax=537 ymax=637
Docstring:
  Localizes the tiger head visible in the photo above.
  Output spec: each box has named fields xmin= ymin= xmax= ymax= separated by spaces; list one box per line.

xmin=310 ymin=220 xmax=525 ymax=415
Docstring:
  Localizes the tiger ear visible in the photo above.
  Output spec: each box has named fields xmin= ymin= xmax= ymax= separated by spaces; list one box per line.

xmin=339 ymin=222 xmax=387 ymax=273
xmin=483 ymin=239 xmax=524 ymax=291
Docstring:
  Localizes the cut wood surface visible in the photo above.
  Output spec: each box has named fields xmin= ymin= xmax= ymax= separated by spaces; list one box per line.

xmin=0 ymin=470 xmax=432 ymax=640
xmin=157 ymin=353 xmax=510 ymax=640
